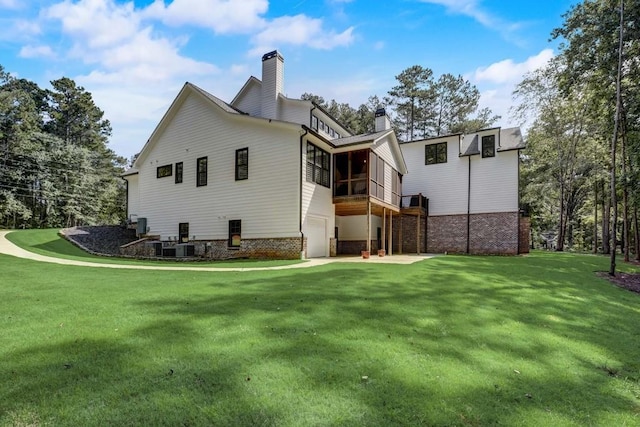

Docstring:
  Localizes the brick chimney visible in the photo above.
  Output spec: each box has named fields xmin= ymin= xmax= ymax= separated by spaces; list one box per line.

xmin=261 ymin=50 xmax=284 ymax=120
xmin=375 ymin=107 xmax=391 ymax=132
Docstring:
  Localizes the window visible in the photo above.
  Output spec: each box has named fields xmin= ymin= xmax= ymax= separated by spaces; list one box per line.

xmin=196 ymin=157 xmax=207 ymax=186
xmin=369 ymin=152 xmax=385 ymax=200
xmin=306 ymin=143 xmax=330 ymax=188
xmin=392 ymin=172 xmax=401 ymax=206
xmin=175 ymin=162 xmax=183 ymax=184
xmin=334 ymin=150 xmax=368 ymax=197
xmin=179 ymin=222 xmax=189 ymax=243
xmin=319 ymin=120 xmax=325 ymax=133
xmin=157 ymin=164 xmax=172 ymax=178
xmin=228 ymin=220 xmax=241 ymax=247
xmin=235 ymin=148 xmax=248 ymax=180
xmin=311 ymin=115 xmax=318 ymax=130
xmin=425 ymin=142 xmax=447 ymax=165
xmin=482 ymin=135 xmax=496 ymax=158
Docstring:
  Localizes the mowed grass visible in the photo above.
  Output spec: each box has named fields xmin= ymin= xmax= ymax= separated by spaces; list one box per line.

xmin=4 ymin=229 xmax=302 ymax=267
xmin=1 ymin=243 xmax=639 ymax=425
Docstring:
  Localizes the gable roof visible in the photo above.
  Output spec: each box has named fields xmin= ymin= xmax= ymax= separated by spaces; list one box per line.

xmin=332 ymin=129 xmax=408 ymax=174
xmin=230 ymin=76 xmax=261 ymax=107
xmin=124 ymin=82 xmax=301 ymax=174
xmin=498 ymin=127 xmax=526 ymax=151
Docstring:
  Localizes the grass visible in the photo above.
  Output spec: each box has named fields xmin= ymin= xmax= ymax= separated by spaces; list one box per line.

xmin=4 ymin=229 xmax=303 ymax=268
xmin=1 ymin=234 xmax=639 ymax=426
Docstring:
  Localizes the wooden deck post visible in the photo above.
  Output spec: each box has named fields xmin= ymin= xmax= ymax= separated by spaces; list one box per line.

xmin=382 ymin=207 xmax=386 ymax=253
xmin=388 ymin=210 xmax=393 ymax=256
xmin=367 ymin=198 xmax=371 ymax=253
xmin=417 ymin=193 xmax=422 ymax=255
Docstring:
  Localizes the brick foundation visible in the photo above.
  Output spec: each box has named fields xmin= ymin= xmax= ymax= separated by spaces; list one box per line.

xmin=426 ymin=215 xmax=467 ymax=253
xmin=120 ymin=237 xmax=303 ymax=260
xmin=338 ymin=240 xmax=381 ymax=255
xmin=392 ymin=215 xmax=427 ymax=254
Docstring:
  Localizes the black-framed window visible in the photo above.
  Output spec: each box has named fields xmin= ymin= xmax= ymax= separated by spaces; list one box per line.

xmin=306 ymin=143 xmax=330 ymax=188
xmin=175 ymin=162 xmax=183 ymax=184
xmin=311 ymin=115 xmax=318 ymax=130
xmin=196 ymin=157 xmax=207 ymax=186
xmin=482 ymin=135 xmax=496 ymax=158
xmin=179 ymin=222 xmax=189 ymax=243
xmin=157 ymin=164 xmax=172 ymax=178
xmin=425 ymin=142 xmax=447 ymax=165
xmin=228 ymin=220 xmax=241 ymax=247
xmin=235 ymin=148 xmax=248 ymax=180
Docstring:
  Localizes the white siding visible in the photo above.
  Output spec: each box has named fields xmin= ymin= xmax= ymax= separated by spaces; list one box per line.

xmin=470 ymin=150 xmax=519 ymax=213
xmin=280 ymin=100 xmax=311 ymax=125
xmin=233 ymin=83 xmax=262 ymax=117
xmin=302 ymin=138 xmax=335 ymax=254
xmin=126 ymin=174 xmax=139 ymax=221
xmin=335 ymin=215 xmax=382 ymax=240
xmin=373 ymin=137 xmax=403 ymax=172
xmin=136 ymin=92 xmax=300 ymax=241
xmin=401 ymin=136 xmax=469 ymax=215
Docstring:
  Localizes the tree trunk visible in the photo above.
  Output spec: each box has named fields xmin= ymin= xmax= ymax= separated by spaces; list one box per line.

xmin=609 ymin=0 xmax=624 ymax=276
xmin=602 ymin=181 xmax=610 ymax=254
xmin=634 ymin=205 xmax=639 ymax=262
xmin=557 ymin=182 xmax=566 ymax=251
xmin=593 ymin=182 xmax=598 ymax=253
xmin=621 ymin=123 xmax=630 ymax=262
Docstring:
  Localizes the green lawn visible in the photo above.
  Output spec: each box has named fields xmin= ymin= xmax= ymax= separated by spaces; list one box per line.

xmin=1 ymin=240 xmax=639 ymax=426
xmin=4 ymin=229 xmax=303 ymax=268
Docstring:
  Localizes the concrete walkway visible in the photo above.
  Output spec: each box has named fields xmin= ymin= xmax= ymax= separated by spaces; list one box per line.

xmin=0 ymin=230 xmax=435 ymax=272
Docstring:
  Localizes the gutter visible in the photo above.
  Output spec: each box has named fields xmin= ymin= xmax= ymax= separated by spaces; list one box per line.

xmin=299 ymin=117 xmax=311 ymax=258
xmin=467 ymin=153 xmax=471 ymax=254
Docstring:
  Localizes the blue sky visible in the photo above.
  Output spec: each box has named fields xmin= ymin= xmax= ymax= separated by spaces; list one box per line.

xmin=0 ymin=0 xmax=577 ymax=159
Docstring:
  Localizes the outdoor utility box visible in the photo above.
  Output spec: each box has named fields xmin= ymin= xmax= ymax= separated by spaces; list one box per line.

xmin=136 ymin=218 xmax=147 ymax=235
xmin=175 ymin=244 xmax=195 ymax=257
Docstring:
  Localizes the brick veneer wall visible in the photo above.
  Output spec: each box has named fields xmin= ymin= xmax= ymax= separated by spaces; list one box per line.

xmin=519 ymin=216 xmax=531 ymax=254
xmin=120 ymin=237 xmax=303 ymax=260
xmin=338 ymin=240 xmax=380 ymax=255
xmin=469 ymin=212 xmax=519 ymax=254
xmin=392 ymin=215 xmax=427 ymax=254
xmin=426 ymin=215 xmax=467 ymax=253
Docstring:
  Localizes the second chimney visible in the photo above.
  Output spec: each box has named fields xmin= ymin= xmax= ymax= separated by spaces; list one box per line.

xmin=261 ymin=50 xmax=284 ymax=120
xmin=375 ymin=108 xmax=391 ymax=132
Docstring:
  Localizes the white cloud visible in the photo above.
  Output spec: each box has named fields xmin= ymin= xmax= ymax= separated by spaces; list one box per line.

xmin=418 ymin=0 xmax=523 ymax=39
xmin=250 ymin=14 xmax=354 ymax=55
xmin=142 ymin=0 xmax=268 ymax=34
xmin=19 ymin=44 xmax=55 ymax=58
xmin=471 ymin=49 xmax=555 ymax=127
xmin=473 ymin=49 xmax=554 ymax=84
xmin=0 ymin=0 xmax=20 ymax=9
xmin=46 ymin=0 xmax=141 ymax=49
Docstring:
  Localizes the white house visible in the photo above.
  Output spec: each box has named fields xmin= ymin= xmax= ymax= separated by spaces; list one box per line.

xmin=400 ymin=128 xmax=528 ymax=254
xmin=122 ymin=51 xmax=407 ymax=259
xmin=121 ymin=50 xmax=528 ymax=259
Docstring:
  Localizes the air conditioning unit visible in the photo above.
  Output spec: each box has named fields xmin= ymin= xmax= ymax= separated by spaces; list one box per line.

xmin=136 ymin=218 xmax=147 ymax=235
xmin=175 ymin=244 xmax=186 ymax=257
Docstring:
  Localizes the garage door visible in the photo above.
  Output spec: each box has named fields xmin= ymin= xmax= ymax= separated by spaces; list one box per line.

xmin=306 ymin=217 xmax=327 ymax=258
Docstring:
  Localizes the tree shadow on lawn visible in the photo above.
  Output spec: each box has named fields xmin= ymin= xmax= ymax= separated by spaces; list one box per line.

xmin=126 ymin=258 xmax=640 ymax=424
xmin=3 ymin=254 xmax=639 ymax=425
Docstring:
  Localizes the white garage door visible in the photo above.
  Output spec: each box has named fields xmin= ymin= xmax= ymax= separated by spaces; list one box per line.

xmin=306 ymin=217 xmax=327 ymax=258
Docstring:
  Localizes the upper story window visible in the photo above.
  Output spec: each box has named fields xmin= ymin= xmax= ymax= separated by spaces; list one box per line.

xmin=235 ymin=148 xmax=248 ymax=180
xmin=482 ymin=135 xmax=496 ymax=158
xmin=311 ymin=115 xmax=318 ymax=130
xmin=175 ymin=162 xmax=183 ymax=184
xmin=425 ymin=142 xmax=447 ymax=165
xmin=306 ymin=142 xmax=330 ymax=188
xmin=157 ymin=164 xmax=172 ymax=178
xmin=196 ymin=157 xmax=207 ymax=187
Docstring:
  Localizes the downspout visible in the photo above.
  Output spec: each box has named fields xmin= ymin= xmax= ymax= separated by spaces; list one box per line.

xmin=517 ymin=148 xmax=522 ymax=254
xmin=467 ymin=154 xmax=471 ymax=254
xmin=121 ymin=176 xmax=129 ymax=225
xmin=299 ymin=124 xmax=310 ymax=259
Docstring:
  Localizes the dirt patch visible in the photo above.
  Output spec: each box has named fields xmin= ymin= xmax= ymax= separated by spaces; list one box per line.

xmin=598 ymin=271 xmax=640 ymax=294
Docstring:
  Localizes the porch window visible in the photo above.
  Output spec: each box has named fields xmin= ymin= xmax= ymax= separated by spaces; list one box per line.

xmin=392 ymin=172 xmax=401 ymax=206
xmin=369 ymin=152 xmax=385 ymax=200
xmin=334 ymin=150 xmax=368 ymax=197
